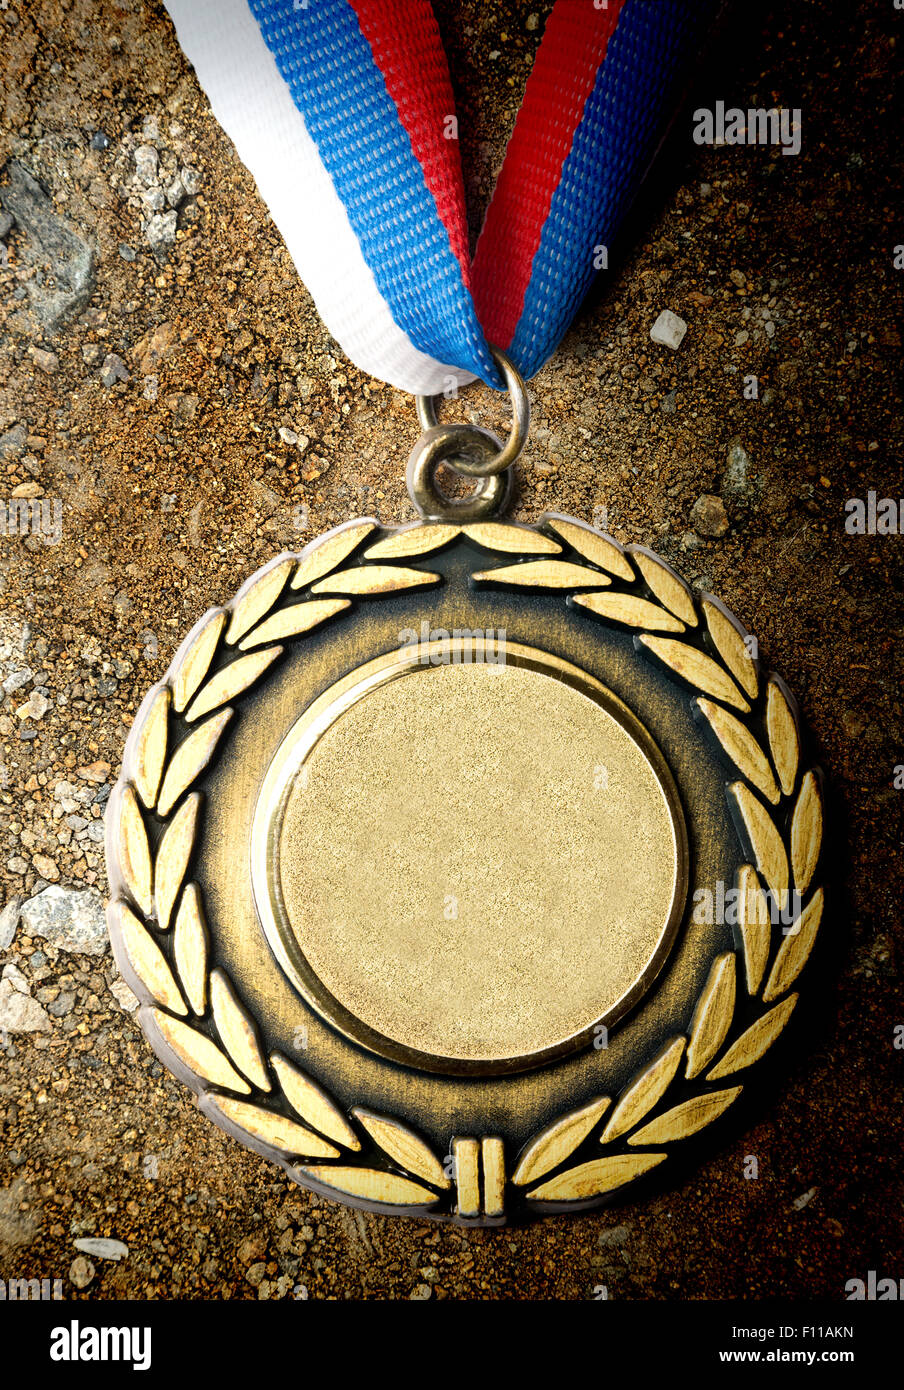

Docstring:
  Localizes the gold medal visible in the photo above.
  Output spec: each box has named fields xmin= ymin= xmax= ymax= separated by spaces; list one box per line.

xmin=106 ymin=353 xmax=825 ymax=1223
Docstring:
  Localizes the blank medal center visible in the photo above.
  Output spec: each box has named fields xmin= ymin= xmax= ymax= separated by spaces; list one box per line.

xmin=274 ymin=657 xmax=680 ymax=1063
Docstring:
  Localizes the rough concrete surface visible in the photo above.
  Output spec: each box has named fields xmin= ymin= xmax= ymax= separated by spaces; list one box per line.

xmin=0 ymin=0 xmax=901 ymax=1299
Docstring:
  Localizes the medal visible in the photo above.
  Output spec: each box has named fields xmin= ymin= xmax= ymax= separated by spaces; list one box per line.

xmin=107 ymin=0 xmax=825 ymax=1224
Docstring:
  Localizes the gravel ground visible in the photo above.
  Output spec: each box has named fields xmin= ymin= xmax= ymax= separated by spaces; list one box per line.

xmin=0 ymin=0 xmax=901 ymax=1300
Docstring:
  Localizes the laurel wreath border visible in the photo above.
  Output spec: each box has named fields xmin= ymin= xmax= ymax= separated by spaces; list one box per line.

xmin=106 ymin=514 xmax=824 ymax=1222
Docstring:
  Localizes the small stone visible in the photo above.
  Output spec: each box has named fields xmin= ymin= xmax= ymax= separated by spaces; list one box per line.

xmin=734 ymin=329 xmax=750 ymax=347
xmin=650 ymin=310 xmax=688 ymax=351
xmin=0 ymin=162 xmax=95 ymax=332
xmin=48 ymin=991 xmax=75 ymax=1017
xmin=2 ymin=963 xmax=28 ymax=994
xmin=526 ymin=11 xmax=540 ymax=29
xmin=0 ymin=971 xmax=51 ymax=1032
xmin=164 ymin=392 xmax=198 ymax=420
xmin=141 ymin=186 xmax=165 ymax=215
xmin=729 ymin=268 xmax=747 ymax=288
xmin=100 ymin=353 xmax=130 ymax=388
xmin=7 ymin=857 xmax=28 ymax=876
xmin=20 ymin=885 xmax=108 ymax=955
xmin=10 ymin=480 xmax=41 ymax=499
xmin=0 ymin=898 xmax=23 ymax=951
xmin=81 ymin=342 xmax=102 ymax=365
xmin=118 ymin=243 xmax=137 ymax=262
xmin=792 ymin=1186 xmax=818 ymax=1212
xmin=16 ymin=690 xmax=50 ymax=721
xmin=73 ymin=1237 xmax=129 ymax=1261
xmin=31 ymin=348 xmax=60 ymax=375
xmin=180 ymin=166 xmax=201 ymax=196
xmin=661 ymin=389 xmax=677 ymax=415
xmin=246 ymin=1262 xmax=267 ymax=1287
xmin=142 ymin=374 xmax=159 ymax=402
xmin=0 ymin=425 xmax=27 ymax=460
xmin=3 ymin=668 xmax=33 ymax=694
xmin=109 ymin=975 xmax=139 ymax=1012
xmin=165 ymin=176 xmax=185 ymax=208
xmin=690 ymin=494 xmax=730 ymax=538
xmin=70 ymin=1255 xmax=95 ymax=1289
xmin=31 ymin=854 xmax=60 ymax=882
xmin=146 ymin=210 xmax=178 ymax=250
xmin=278 ymin=426 xmax=299 ymax=445
xmin=410 ymin=1283 xmax=432 ymax=1300
xmin=134 ymin=145 xmax=159 ymax=184
xmin=90 ymin=131 xmax=110 ymax=151
xmin=77 ymin=761 xmax=110 ymax=783
xmin=722 ymin=441 xmax=751 ymax=498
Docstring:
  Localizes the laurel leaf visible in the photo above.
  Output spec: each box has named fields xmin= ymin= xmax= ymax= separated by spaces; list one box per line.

xmin=703 ymin=599 xmax=758 ymax=700
xmin=696 ymin=699 xmax=780 ymax=804
xmin=707 ymin=996 xmax=798 ymax=1079
xmin=352 ymin=1109 xmax=450 ymax=1189
xmin=482 ymin=1136 xmax=506 ymax=1219
xmin=238 ymin=599 xmax=351 ymax=650
xmin=640 ymin=636 xmax=749 ymax=712
xmin=526 ymin=1152 xmax=666 ymax=1202
xmin=117 ymin=786 xmax=153 ymax=917
xmin=686 ymin=954 xmax=736 ymax=1079
xmin=512 ymin=1097 xmax=611 ymax=1187
xmin=546 ymin=517 xmax=635 ymax=581
xmin=113 ymin=901 xmax=186 ymax=1016
xmin=628 ymin=1087 xmax=742 ymax=1145
xmin=600 ymin=1039 xmax=685 ymax=1143
xmin=572 ymin=592 xmax=684 ymax=633
xmin=207 ymin=1096 xmax=340 ymax=1160
xmin=473 ymin=559 xmax=611 ymax=588
xmin=453 ymin=1137 xmax=480 ymax=1217
xmin=364 ymin=524 xmax=460 ymax=560
xmin=225 ymin=559 xmax=295 ymax=645
xmin=185 ymin=646 xmax=283 ymax=722
xmin=156 ymin=709 xmax=232 ymax=818
xmin=737 ymin=863 xmax=771 ymax=995
xmin=462 ymin=521 xmax=561 ymax=554
xmin=148 ymin=1008 xmax=251 ymax=1094
xmin=132 ymin=687 xmax=169 ymax=810
xmin=790 ymin=771 xmax=822 ymax=895
xmin=311 ymin=565 xmax=440 ymax=596
xmin=153 ymin=793 xmax=199 ymax=932
xmin=766 ymin=677 xmax=799 ymax=796
xmin=763 ymin=891 xmax=823 ymax=1003
xmin=291 ymin=521 xmax=376 ymax=590
xmin=730 ymin=782 xmax=789 ymax=908
xmin=173 ymin=884 xmax=208 ymax=1015
xmin=172 ymin=611 xmax=226 ymax=714
xmin=209 ymin=969 xmax=270 ymax=1092
xmin=271 ymin=1053 xmax=361 ymax=1151
xmin=632 ymin=549 xmax=697 ymax=626
xmin=295 ymin=1165 xmax=439 ymax=1208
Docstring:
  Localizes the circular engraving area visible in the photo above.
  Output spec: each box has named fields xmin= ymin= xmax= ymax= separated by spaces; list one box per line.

xmin=251 ymin=640 xmax=687 ymax=1074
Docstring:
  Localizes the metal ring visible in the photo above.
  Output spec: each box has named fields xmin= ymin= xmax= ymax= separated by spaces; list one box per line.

xmin=415 ymin=346 xmax=530 ymax=478
xmin=407 ymin=424 xmax=513 ymax=522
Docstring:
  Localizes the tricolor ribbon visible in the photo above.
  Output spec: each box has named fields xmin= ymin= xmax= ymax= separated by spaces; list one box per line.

xmin=164 ymin=0 xmax=718 ymax=394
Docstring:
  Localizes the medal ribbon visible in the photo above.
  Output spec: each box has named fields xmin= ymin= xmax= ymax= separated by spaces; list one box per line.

xmin=163 ymin=0 xmax=718 ymax=394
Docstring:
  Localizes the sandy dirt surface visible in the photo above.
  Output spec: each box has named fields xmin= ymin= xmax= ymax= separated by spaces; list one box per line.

xmin=0 ymin=0 xmax=901 ymax=1299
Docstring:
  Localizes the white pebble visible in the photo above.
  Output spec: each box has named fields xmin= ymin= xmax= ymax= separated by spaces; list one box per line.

xmin=650 ymin=310 xmax=688 ymax=351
